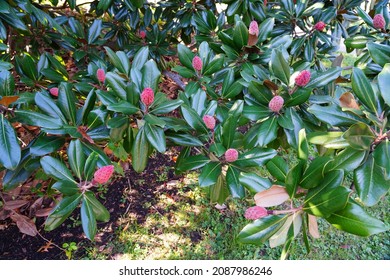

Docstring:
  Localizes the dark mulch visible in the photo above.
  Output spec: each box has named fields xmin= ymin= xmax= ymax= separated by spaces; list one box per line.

xmin=0 ymin=151 xmax=183 ymax=260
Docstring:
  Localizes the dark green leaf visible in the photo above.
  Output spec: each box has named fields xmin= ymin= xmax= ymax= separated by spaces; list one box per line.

xmin=142 ymin=60 xmax=161 ymax=92
xmin=226 ymin=166 xmax=245 ymax=198
xmin=131 ymin=127 xmax=150 ymax=173
xmin=237 ymin=215 xmax=288 ymax=245
xmin=0 ymin=115 xmax=21 ymax=170
xmin=44 ymin=193 xmax=82 ymax=231
xmin=266 ymin=156 xmax=288 ymax=182
xmin=300 ymin=157 xmax=332 ymax=189
xmin=52 ymin=180 xmax=79 ymax=196
xmin=343 ymin=123 xmax=375 ymax=150
xmin=81 ymin=195 xmax=97 ymax=240
xmin=304 ymin=185 xmax=350 ymax=218
xmin=285 ymin=160 xmax=305 ymax=198
xmin=232 ymin=20 xmax=248 ymax=50
xmin=68 ymin=140 xmax=85 ymax=180
xmin=58 ymin=82 xmax=77 ymax=125
xmin=30 ymin=134 xmax=65 ymax=156
xmin=354 ymin=156 xmax=389 ymax=207
xmin=308 ymin=104 xmax=366 ymax=126
xmin=378 ymin=63 xmax=390 ymax=107
xmin=210 ymin=173 xmax=229 ymax=204
xmin=88 ymin=19 xmax=102 ymax=44
xmin=305 ymin=67 xmax=341 ymax=88
xmin=40 ymin=156 xmax=76 ymax=184
xmin=367 ymin=42 xmax=390 ymax=67
xmin=326 ymin=201 xmax=389 ymax=236
xmin=373 ymin=139 xmax=390 ymax=179
xmin=176 ymin=155 xmax=210 ymax=171
xmin=166 ymin=133 xmax=203 ymax=147
xmin=270 ymin=49 xmax=290 ymax=85
xmin=144 ymin=123 xmax=166 ymax=153
xmin=198 ymin=162 xmax=222 ymax=187
xmin=234 ymin=148 xmax=277 ymax=168
xmin=84 ymin=191 xmax=110 ymax=222
xmin=325 ymin=147 xmax=367 ymax=172
xmin=239 ymin=172 xmax=271 ymax=194
xmin=107 ymin=100 xmax=139 ymax=115
xmin=84 ymin=152 xmax=99 ymax=181
xmin=351 ymin=68 xmax=379 ymax=114
xmin=177 ymin=44 xmax=194 ymax=69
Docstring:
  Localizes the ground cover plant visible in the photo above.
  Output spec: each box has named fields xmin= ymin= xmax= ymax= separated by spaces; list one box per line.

xmin=0 ymin=0 xmax=389 ymax=260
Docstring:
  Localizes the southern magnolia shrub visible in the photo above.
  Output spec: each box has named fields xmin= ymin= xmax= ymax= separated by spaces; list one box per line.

xmin=0 ymin=0 xmax=389 ymax=258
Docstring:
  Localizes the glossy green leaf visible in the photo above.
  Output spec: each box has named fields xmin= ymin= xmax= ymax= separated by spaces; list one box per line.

xmin=222 ymin=100 xmax=243 ymax=148
xmin=175 ymin=154 xmax=210 ymax=172
xmin=52 ymin=180 xmax=79 ymax=196
xmin=343 ymin=123 xmax=374 ymax=150
xmin=81 ymin=195 xmax=97 ymax=240
xmin=58 ymin=82 xmax=77 ymax=125
xmin=232 ymin=20 xmax=248 ymax=50
xmin=304 ymin=186 xmax=350 ymax=218
xmin=198 ymin=162 xmax=222 ymax=187
xmin=373 ymin=140 xmax=390 ymax=179
xmin=0 ymin=115 xmax=21 ymax=170
xmin=30 ymin=134 xmax=65 ymax=157
xmin=44 ymin=193 xmax=82 ymax=231
xmin=266 ymin=156 xmax=288 ymax=182
xmin=40 ymin=156 xmax=76 ymax=184
xmin=88 ymin=19 xmax=102 ymax=44
xmin=326 ymin=201 xmax=389 ymax=236
xmin=166 ymin=133 xmax=203 ymax=147
xmin=34 ymin=91 xmax=67 ymax=123
xmin=144 ymin=123 xmax=166 ymax=153
xmin=181 ymin=105 xmax=208 ymax=133
xmin=68 ymin=140 xmax=85 ymax=180
xmin=133 ymin=46 xmax=149 ymax=71
xmin=107 ymin=100 xmax=139 ymax=115
xmin=270 ymin=49 xmax=290 ymax=85
xmin=105 ymin=72 xmax=127 ymax=100
xmin=298 ymin=129 xmax=309 ymax=161
xmin=97 ymin=0 xmax=112 ymax=11
xmin=367 ymin=42 xmax=390 ymax=67
xmin=239 ymin=172 xmax=271 ymax=194
xmin=210 ymin=173 xmax=229 ymax=204
xmin=131 ymin=127 xmax=150 ymax=173
xmin=305 ymin=67 xmax=342 ymax=88
xmin=0 ymin=70 xmax=15 ymax=96
xmin=308 ymin=104 xmax=366 ymax=126
xmin=300 ymin=157 xmax=332 ymax=189
xmin=226 ymin=166 xmax=245 ymax=198
xmin=354 ymin=156 xmax=390 ymax=207
xmin=237 ymin=215 xmax=288 ymax=245
xmin=325 ymin=147 xmax=367 ymax=172
xmin=84 ymin=191 xmax=110 ymax=222
xmin=104 ymin=47 xmax=127 ymax=75
xmin=351 ymin=68 xmax=379 ymax=114
xmin=178 ymin=44 xmax=194 ymax=69
xmin=142 ymin=60 xmax=161 ymax=92
xmin=150 ymin=99 xmax=183 ymax=115
xmin=84 ymin=152 xmax=99 ymax=181
xmin=378 ymin=63 xmax=390 ymax=107
xmin=258 ymin=18 xmax=274 ymax=43
xmin=285 ymin=160 xmax=305 ymax=198
xmin=234 ymin=148 xmax=277 ymax=168
xmin=256 ymin=117 xmax=279 ymax=147
xmin=345 ymin=35 xmax=374 ymax=49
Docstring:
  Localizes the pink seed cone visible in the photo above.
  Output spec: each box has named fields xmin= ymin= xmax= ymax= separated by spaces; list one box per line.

xmin=314 ymin=21 xmax=326 ymax=32
xmin=97 ymin=68 xmax=106 ymax=83
xmin=203 ymin=115 xmax=216 ymax=130
xmin=295 ymin=70 xmax=311 ymax=87
xmin=225 ymin=148 xmax=239 ymax=162
xmin=49 ymin=87 xmax=59 ymax=97
xmin=373 ymin=14 xmax=385 ymax=30
xmin=192 ymin=56 xmax=203 ymax=71
xmin=93 ymin=165 xmax=114 ymax=184
xmin=141 ymin=87 xmax=155 ymax=106
xmin=268 ymin=96 xmax=284 ymax=113
xmin=249 ymin=21 xmax=259 ymax=37
xmin=139 ymin=30 xmax=146 ymax=39
xmin=244 ymin=206 xmax=268 ymax=220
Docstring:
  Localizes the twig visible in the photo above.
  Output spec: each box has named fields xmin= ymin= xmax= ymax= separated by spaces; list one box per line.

xmin=163 ymin=70 xmax=186 ymax=91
